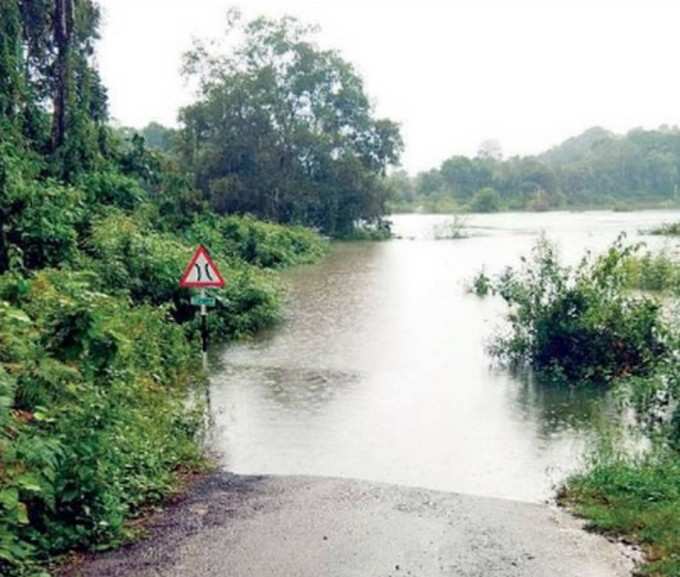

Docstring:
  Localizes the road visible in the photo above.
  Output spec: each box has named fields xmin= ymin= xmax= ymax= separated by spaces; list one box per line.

xmin=65 ymin=473 xmax=636 ymax=577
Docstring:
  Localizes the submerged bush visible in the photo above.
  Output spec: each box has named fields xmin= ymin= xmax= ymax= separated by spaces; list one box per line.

xmin=433 ymin=214 xmax=468 ymax=240
xmin=648 ymin=222 xmax=680 ymax=236
xmin=489 ymin=236 xmax=670 ymax=384
xmin=468 ymin=269 xmax=492 ymax=297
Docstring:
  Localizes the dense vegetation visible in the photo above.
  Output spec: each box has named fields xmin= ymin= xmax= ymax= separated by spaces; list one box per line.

xmin=125 ymin=10 xmax=402 ymax=237
xmin=0 ymin=2 xmax=335 ymax=575
xmin=389 ymin=127 xmax=680 ymax=212
xmin=487 ymin=237 xmax=670 ymax=383
xmin=473 ymin=237 xmax=680 ymax=575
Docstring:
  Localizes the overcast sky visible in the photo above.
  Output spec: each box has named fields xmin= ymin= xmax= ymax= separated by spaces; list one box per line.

xmin=99 ymin=0 xmax=680 ymax=172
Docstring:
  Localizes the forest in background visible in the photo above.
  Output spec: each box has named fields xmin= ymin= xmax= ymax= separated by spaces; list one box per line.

xmin=384 ymin=126 xmax=680 ymax=213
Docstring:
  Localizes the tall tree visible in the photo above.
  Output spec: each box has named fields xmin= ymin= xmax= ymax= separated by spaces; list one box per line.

xmin=179 ymin=11 xmax=402 ymax=235
xmin=51 ymin=0 xmax=72 ymax=150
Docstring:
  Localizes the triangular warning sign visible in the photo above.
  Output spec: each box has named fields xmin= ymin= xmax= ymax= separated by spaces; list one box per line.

xmin=179 ymin=245 xmax=225 ymax=288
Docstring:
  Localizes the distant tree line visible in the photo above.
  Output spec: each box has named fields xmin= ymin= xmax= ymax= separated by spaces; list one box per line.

xmin=387 ymin=126 xmax=680 ymax=213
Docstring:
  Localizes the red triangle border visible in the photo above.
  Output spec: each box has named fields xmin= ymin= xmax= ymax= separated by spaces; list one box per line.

xmin=179 ymin=245 xmax=226 ymax=288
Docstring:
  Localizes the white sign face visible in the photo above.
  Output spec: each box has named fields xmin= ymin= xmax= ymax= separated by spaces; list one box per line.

xmin=179 ymin=245 xmax=225 ymax=288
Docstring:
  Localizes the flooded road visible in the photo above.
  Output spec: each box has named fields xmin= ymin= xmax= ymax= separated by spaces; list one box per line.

xmin=210 ymin=210 xmax=680 ymax=502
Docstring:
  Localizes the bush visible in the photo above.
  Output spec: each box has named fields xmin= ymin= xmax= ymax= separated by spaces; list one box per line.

xmin=338 ymin=219 xmax=392 ymax=241
xmin=78 ymin=171 xmax=145 ymax=211
xmin=469 ymin=269 xmax=492 ymax=296
xmin=433 ymin=214 xmax=468 ymax=240
xmin=185 ymin=214 xmax=327 ymax=268
xmin=648 ymin=222 xmax=680 ymax=236
xmin=84 ymin=212 xmax=282 ymax=339
xmin=623 ymin=251 xmax=680 ymax=293
xmin=489 ymin=236 xmax=670 ymax=384
xmin=0 ymin=270 xmax=203 ymax=574
xmin=2 ymin=180 xmax=85 ymax=271
xmin=469 ymin=187 xmax=502 ymax=213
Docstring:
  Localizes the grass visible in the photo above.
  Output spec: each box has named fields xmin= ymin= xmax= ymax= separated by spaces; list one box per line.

xmin=561 ymin=451 xmax=680 ymax=576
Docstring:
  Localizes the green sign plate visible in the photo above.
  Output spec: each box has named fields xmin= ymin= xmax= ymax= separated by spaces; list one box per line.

xmin=191 ymin=295 xmax=216 ymax=307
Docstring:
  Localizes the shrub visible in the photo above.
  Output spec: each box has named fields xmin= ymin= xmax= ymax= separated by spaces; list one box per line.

xmin=648 ymin=222 xmax=680 ymax=236
xmin=623 ymin=251 xmax=680 ymax=293
xmin=469 ymin=187 xmax=502 ymax=213
xmin=469 ymin=269 xmax=492 ymax=296
xmin=433 ymin=214 xmax=468 ymax=240
xmin=78 ymin=171 xmax=146 ymax=211
xmin=489 ymin=236 xmax=670 ymax=384
xmin=0 ymin=270 xmax=203 ymax=574
xmin=338 ymin=219 xmax=392 ymax=241
xmin=85 ymin=212 xmax=282 ymax=339
xmin=2 ymin=180 xmax=85 ymax=271
xmin=185 ymin=214 xmax=327 ymax=268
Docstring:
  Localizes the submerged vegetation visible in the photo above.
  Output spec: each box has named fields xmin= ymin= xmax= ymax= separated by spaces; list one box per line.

xmin=475 ymin=237 xmax=680 ymax=575
xmin=433 ymin=214 xmax=468 ymax=240
xmin=488 ymin=237 xmax=670 ymax=384
xmin=648 ymin=221 xmax=680 ymax=237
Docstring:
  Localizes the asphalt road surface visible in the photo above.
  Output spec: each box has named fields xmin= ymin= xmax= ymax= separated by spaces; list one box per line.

xmin=65 ymin=473 xmax=636 ymax=577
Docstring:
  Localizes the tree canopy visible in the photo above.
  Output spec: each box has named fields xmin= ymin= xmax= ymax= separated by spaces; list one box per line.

xmin=390 ymin=127 xmax=680 ymax=212
xmin=177 ymin=11 xmax=403 ymax=236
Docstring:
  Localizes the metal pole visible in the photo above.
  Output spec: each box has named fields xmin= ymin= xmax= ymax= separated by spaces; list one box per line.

xmin=200 ymin=288 xmax=208 ymax=371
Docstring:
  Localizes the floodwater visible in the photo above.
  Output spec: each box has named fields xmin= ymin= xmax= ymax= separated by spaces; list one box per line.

xmin=210 ymin=210 xmax=680 ymax=502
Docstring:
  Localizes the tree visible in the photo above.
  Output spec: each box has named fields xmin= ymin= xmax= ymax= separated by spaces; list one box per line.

xmin=477 ymin=139 xmax=503 ymax=161
xmin=178 ymin=11 xmax=402 ymax=236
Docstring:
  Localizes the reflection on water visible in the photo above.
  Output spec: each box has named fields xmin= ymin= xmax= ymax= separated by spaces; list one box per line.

xmin=210 ymin=210 xmax=680 ymax=502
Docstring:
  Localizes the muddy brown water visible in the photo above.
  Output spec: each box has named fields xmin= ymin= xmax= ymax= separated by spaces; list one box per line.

xmin=209 ymin=210 xmax=680 ymax=502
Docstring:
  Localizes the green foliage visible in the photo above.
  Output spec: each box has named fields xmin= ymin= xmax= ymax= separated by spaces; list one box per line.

xmin=178 ymin=11 xmax=402 ymax=236
xmin=563 ymin=450 xmax=680 ymax=577
xmin=469 ymin=269 xmax=492 ymax=296
xmin=185 ymin=214 xmax=327 ymax=269
xmin=488 ymin=237 xmax=670 ymax=384
xmin=558 ymin=246 xmax=680 ymax=577
xmin=468 ymin=187 xmax=502 ymax=213
xmin=84 ymin=211 xmax=284 ymax=340
xmin=388 ymin=126 xmax=680 ymax=213
xmin=623 ymin=251 xmax=680 ymax=294
xmin=1 ymin=173 xmax=85 ymax=271
xmin=77 ymin=170 xmax=145 ymax=211
xmin=0 ymin=270 xmax=204 ymax=574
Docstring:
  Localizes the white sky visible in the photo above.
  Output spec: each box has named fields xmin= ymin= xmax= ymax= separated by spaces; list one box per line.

xmin=98 ymin=0 xmax=680 ymax=173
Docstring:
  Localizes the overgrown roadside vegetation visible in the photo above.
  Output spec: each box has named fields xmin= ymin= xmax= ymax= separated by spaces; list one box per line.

xmin=472 ymin=236 xmax=680 ymax=576
xmin=0 ymin=2 xmax=410 ymax=575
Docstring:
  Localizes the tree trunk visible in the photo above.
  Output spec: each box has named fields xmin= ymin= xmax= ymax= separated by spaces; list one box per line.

xmin=51 ymin=0 xmax=73 ymax=151
xmin=0 ymin=210 xmax=8 ymax=274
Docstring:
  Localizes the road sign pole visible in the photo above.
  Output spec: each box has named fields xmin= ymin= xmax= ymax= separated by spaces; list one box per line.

xmin=200 ymin=289 xmax=208 ymax=371
xmin=179 ymin=245 xmax=225 ymax=372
